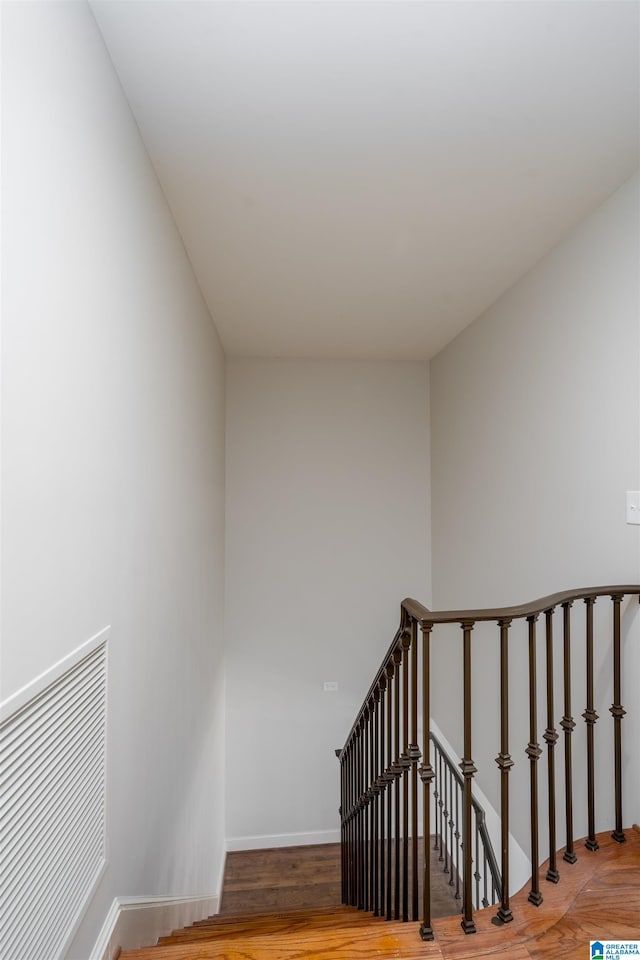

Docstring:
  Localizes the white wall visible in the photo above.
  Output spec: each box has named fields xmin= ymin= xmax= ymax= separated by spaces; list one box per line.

xmin=225 ymin=358 xmax=430 ymax=844
xmin=1 ymin=3 xmax=226 ymax=957
xmin=430 ymin=175 xmax=640 ymax=860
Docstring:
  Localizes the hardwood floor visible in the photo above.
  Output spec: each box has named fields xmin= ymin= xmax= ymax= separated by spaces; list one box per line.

xmin=219 ymin=844 xmax=341 ymax=914
xmin=119 ymin=828 xmax=640 ymax=960
xmin=219 ymin=839 xmax=460 ymax=918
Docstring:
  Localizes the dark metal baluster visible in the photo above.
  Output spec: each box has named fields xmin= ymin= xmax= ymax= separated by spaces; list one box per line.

xmin=448 ymin=767 xmax=454 ymax=887
xmin=526 ymin=614 xmax=543 ymax=906
xmin=442 ymin=759 xmax=449 ymax=876
xmin=455 ymin=777 xmax=461 ymax=901
xmin=386 ymin=662 xmax=394 ymax=920
xmin=347 ymin=741 xmax=353 ymax=905
xmin=401 ymin=632 xmax=410 ymax=922
xmin=370 ymin=697 xmax=377 ymax=913
xmin=345 ymin=752 xmax=350 ymax=903
xmin=363 ymin=709 xmax=369 ymax=912
xmin=460 ymin=620 xmax=477 ymax=934
xmin=493 ymin=618 xmax=514 ymax=924
xmin=338 ymin=752 xmax=344 ymax=903
xmin=438 ymin=749 xmax=444 ymax=862
xmin=544 ymin=608 xmax=559 ymax=883
xmin=370 ymin=703 xmax=375 ymax=911
xmin=358 ymin=722 xmax=365 ymax=909
xmin=583 ymin=597 xmax=599 ymax=852
xmin=372 ymin=693 xmax=379 ymax=916
xmin=445 ymin=767 xmax=450 ymax=884
xmin=419 ymin=623 xmax=435 ymax=941
xmin=432 ymin=744 xmax=439 ymax=853
xmin=561 ymin=601 xmax=577 ymax=865
xmin=482 ymin=848 xmax=488 ymax=908
xmin=393 ymin=647 xmax=402 ymax=919
xmin=353 ymin=738 xmax=358 ymax=906
xmin=379 ymin=676 xmax=386 ymax=917
xmin=352 ymin=738 xmax=358 ymax=906
xmin=344 ymin=746 xmax=349 ymax=904
xmin=350 ymin=740 xmax=356 ymax=905
xmin=474 ymin=818 xmax=480 ymax=908
xmin=610 ymin=594 xmax=626 ymax=844
xmin=352 ymin=741 xmax=357 ymax=904
xmin=361 ymin=721 xmax=367 ymax=909
xmin=409 ymin=620 xmax=420 ymax=922
xmin=442 ymin=753 xmax=446 ymax=871
xmin=363 ymin=720 xmax=368 ymax=910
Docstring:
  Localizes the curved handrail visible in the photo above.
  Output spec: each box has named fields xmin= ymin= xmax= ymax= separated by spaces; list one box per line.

xmin=339 ymin=585 xmax=640 ymax=760
xmin=402 ymin=584 xmax=640 ymax=626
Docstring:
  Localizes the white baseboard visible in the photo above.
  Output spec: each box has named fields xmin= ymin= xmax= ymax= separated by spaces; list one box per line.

xmin=225 ymin=828 xmax=341 ymax=852
xmin=90 ymin=893 xmax=218 ymax=960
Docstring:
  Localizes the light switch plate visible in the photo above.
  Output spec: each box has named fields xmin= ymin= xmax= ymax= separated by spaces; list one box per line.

xmin=626 ymin=491 xmax=640 ymax=525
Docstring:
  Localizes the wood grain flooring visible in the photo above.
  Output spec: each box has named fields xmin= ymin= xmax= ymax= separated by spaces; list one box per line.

xmin=219 ymin=844 xmax=341 ymax=914
xmin=219 ymin=839 xmax=461 ymax=918
xmin=119 ymin=829 xmax=640 ymax=960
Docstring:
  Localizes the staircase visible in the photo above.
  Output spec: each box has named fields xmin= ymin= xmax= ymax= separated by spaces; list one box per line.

xmin=117 ymin=829 xmax=639 ymax=959
xmin=117 ymin=584 xmax=640 ymax=959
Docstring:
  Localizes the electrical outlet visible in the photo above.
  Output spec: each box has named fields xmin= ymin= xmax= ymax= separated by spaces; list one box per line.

xmin=627 ymin=491 xmax=640 ymax=525
xmin=323 ymin=681 xmax=338 ymax=692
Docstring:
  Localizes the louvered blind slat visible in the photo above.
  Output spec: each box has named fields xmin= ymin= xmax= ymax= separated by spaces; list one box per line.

xmin=0 ymin=640 xmax=108 ymax=960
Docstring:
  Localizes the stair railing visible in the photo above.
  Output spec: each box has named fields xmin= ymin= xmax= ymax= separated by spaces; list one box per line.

xmin=430 ymin=731 xmax=501 ymax=912
xmin=336 ymin=585 xmax=640 ymax=940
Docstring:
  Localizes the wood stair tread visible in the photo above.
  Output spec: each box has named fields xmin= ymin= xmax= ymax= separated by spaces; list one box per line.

xmin=190 ymin=904 xmax=355 ymax=927
xmin=119 ymin=829 xmax=640 ymax=960
xmin=159 ymin=908 xmax=381 ymax=944
xmin=122 ymin=916 xmax=443 ymax=960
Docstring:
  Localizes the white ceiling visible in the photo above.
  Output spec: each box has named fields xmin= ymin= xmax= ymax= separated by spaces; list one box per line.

xmin=92 ymin=1 xmax=639 ymax=359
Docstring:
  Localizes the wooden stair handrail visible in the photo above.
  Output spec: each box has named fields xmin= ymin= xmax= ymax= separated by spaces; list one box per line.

xmin=339 ymin=585 xmax=640 ymax=755
xmin=402 ymin=584 xmax=640 ymax=625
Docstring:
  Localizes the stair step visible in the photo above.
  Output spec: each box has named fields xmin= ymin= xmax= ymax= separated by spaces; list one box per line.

xmin=121 ymin=915 xmax=442 ymax=960
xmin=160 ymin=908 xmax=386 ymax=944
xmin=117 ymin=830 xmax=639 ymax=960
xmin=189 ymin=904 xmax=356 ymax=928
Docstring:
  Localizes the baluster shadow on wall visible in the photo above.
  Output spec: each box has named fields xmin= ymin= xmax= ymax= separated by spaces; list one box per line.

xmin=337 ymin=585 xmax=640 ymax=939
